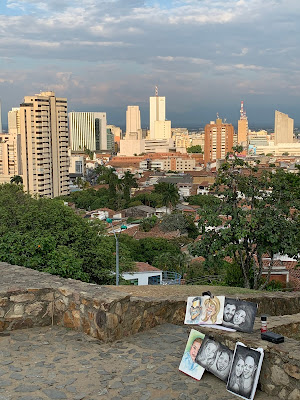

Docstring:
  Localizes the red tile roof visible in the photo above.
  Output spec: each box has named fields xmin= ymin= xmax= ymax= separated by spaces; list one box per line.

xmin=134 ymin=262 xmax=162 ymax=272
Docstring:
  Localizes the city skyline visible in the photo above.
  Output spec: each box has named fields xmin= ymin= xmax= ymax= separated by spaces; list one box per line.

xmin=0 ymin=1 xmax=300 ymax=128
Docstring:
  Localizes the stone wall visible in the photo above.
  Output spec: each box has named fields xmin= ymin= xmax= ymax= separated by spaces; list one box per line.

xmin=0 ymin=262 xmax=299 ymax=398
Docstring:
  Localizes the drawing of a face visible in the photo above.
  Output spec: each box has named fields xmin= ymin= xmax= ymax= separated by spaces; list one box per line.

xmin=190 ymin=299 xmax=201 ymax=320
xmin=233 ymin=309 xmax=246 ymax=326
xmin=189 ymin=340 xmax=202 ymax=362
xmin=216 ymin=352 xmax=230 ymax=371
xmin=224 ymin=303 xmax=236 ymax=322
xmin=235 ymin=358 xmax=245 ymax=377
xmin=206 ymin=302 xmax=216 ymax=316
xmin=205 ymin=342 xmax=218 ymax=360
xmin=243 ymin=356 xmax=256 ymax=379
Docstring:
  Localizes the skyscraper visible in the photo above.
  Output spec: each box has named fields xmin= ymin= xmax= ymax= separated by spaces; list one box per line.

xmin=19 ymin=91 xmax=69 ymax=198
xmin=8 ymin=107 xmax=21 ymax=134
xmin=126 ymin=106 xmax=141 ymax=139
xmin=237 ymin=101 xmax=248 ymax=146
xmin=69 ymin=112 xmax=107 ymax=151
xmin=204 ymin=117 xmax=234 ymax=163
xmin=149 ymin=87 xmax=171 ymax=139
xmin=274 ymin=110 xmax=294 ymax=145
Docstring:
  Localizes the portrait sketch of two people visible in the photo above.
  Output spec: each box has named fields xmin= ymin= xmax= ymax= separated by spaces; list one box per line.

xmin=195 ymin=337 xmax=233 ymax=382
xmin=184 ymin=296 xmax=225 ymax=325
xmin=227 ymin=343 xmax=264 ymax=400
xmin=222 ymin=298 xmax=258 ymax=333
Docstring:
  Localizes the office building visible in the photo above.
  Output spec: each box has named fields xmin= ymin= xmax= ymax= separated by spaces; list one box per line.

xmin=149 ymin=88 xmax=171 ymax=139
xmin=69 ymin=112 xmax=107 ymax=151
xmin=19 ymin=91 xmax=69 ymax=198
xmin=126 ymin=106 xmax=141 ymax=139
xmin=274 ymin=110 xmax=294 ymax=145
xmin=204 ymin=118 xmax=234 ymax=163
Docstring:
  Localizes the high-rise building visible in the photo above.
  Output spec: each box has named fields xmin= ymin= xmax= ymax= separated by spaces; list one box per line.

xmin=8 ymin=107 xmax=21 ymax=134
xmin=274 ymin=110 xmax=294 ymax=145
xmin=19 ymin=91 xmax=69 ymax=198
xmin=126 ymin=106 xmax=141 ymax=139
xmin=237 ymin=101 xmax=248 ymax=146
xmin=149 ymin=88 xmax=171 ymax=139
xmin=69 ymin=112 xmax=107 ymax=151
xmin=0 ymin=133 xmax=21 ymax=176
xmin=204 ymin=118 xmax=234 ymax=163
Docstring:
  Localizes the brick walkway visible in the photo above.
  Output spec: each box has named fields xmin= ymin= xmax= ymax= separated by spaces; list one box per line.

xmin=0 ymin=324 xmax=278 ymax=400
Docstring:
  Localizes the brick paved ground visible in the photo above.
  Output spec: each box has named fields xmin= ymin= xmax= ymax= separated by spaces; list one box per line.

xmin=0 ymin=324 xmax=278 ymax=400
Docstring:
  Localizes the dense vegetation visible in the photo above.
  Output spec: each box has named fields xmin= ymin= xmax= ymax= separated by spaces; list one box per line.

xmin=0 ymin=184 xmax=134 ymax=284
xmin=192 ymin=148 xmax=300 ymax=289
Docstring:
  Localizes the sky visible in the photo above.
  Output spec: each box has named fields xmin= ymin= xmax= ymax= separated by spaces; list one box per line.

xmin=0 ymin=0 xmax=300 ymax=129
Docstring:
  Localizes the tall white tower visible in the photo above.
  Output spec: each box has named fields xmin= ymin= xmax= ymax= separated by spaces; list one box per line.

xmin=149 ymin=86 xmax=169 ymax=139
xmin=126 ymin=106 xmax=141 ymax=139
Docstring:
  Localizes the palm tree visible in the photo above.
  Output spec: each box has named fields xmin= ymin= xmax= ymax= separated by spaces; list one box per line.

xmin=154 ymin=182 xmax=179 ymax=211
xmin=121 ymin=171 xmax=138 ymax=202
xmin=10 ymin=175 xmax=23 ymax=185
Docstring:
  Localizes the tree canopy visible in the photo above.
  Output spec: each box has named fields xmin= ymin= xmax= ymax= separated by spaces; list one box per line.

xmin=187 ymin=145 xmax=203 ymax=153
xmin=192 ymin=148 xmax=300 ymax=290
xmin=0 ymin=184 xmax=133 ymax=283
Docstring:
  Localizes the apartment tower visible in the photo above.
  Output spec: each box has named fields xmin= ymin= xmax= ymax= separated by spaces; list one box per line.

xmin=8 ymin=107 xmax=21 ymax=134
xmin=204 ymin=118 xmax=234 ymax=163
xmin=20 ymin=91 xmax=70 ymax=198
xmin=69 ymin=112 xmax=107 ymax=151
xmin=274 ymin=110 xmax=294 ymax=145
xmin=126 ymin=106 xmax=141 ymax=139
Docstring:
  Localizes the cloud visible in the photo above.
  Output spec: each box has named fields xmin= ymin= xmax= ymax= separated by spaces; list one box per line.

xmin=1 ymin=0 xmax=300 ymax=126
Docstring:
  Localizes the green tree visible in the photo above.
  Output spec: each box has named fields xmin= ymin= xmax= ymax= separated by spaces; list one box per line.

xmin=160 ymin=213 xmax=199 ymax=238
xmin=10 ymin=175 xmax=23 ymax=185
xmin=186 ymin=145 xmax=203 ymax=153
xmin=121 ymin=171 xmax=138 ymax=202
xmin=154 ymin=182 xmax=179 ymax=210
xmin=0 ymin=184 xmax=134 ymax=284
xmin=192 ymin=147 xmax=300 ymax=290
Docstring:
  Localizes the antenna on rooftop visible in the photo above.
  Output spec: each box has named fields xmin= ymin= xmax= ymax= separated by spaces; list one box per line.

xmin=155 ymin=85 xmax=158 ymax=97
xmin=216 ymin=112 xmax=219 ymax=119
xmin=240 ymin=100 xmax=247 ymax=120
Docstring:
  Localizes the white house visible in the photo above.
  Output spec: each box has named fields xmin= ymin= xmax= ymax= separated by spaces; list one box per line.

xmin=122 ymin=262 xmax=163 ymax=286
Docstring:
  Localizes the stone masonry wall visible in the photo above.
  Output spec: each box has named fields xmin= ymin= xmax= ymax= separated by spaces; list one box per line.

xmin=0 ymin=262 xmax=299 ymax=398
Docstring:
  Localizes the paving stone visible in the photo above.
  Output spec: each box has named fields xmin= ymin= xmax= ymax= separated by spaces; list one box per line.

xmin=42 ymin=389 xmax=67 ymax=399
xmin=9 ymin=372 xmax=24 ymax=380
xmin=0 ymin=379 xmax=12 ymax=388
xmin=15 ymin=385 xmax=41 ymax=392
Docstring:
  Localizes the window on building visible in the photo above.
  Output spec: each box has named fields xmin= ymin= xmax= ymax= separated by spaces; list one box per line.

xmin=75 ymin=161 xmax=83 ymax=174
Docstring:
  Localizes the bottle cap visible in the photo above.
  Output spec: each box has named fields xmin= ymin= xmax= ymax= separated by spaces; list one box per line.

xmin=261 ymin=316 xmax=267 ymax=321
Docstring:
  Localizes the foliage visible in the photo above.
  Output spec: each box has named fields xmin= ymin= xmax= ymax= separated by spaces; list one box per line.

xmin=160 ymin=213 xmax=199 ymax=238
xmin=140 ymin=215 xmax=158 ymax=232
xmin=0 ymin=184 xmax=133 ymax=284
xmin=61 ymin=167 xmax=138 ymax=211
xmin=191 ymin=147 xmax=300 ymax=290
xmin=187 ymin=145 xmax=203 ymax=154
xmin=120 ymin=235 xmax=181 ymax=266
xmin=59 ymin=187 xmax=111 ymax=210
xmin=188 ymin=194 xmax=221 ymax=208
xmin=128 ymin=192 xmax=164 ymax=208
xmin=10 ymin=175 xmax=23 ymax=185
xmin=154 ymin=182 xmax=180 ymax=210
